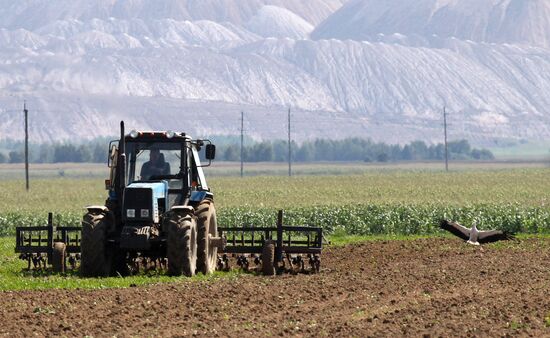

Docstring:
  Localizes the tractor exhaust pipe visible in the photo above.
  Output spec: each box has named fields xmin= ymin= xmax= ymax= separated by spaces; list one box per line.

xmin=118 ymin=121 xmax=126 ymax=192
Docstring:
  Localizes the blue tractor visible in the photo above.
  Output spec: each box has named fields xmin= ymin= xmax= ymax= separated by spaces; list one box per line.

xmin=81 ymin=121 xmax=223 ymax=277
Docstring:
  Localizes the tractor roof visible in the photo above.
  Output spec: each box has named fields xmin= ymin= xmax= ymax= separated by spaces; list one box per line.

xmin=125 ymin=131 xmax=192 ymax=142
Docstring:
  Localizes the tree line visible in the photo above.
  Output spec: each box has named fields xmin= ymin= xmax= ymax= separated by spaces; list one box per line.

xmin=216 ymin=138 xmax=494 ymax=162
xmin=0 ymin=138 xmax=494 ymax=164
xmin=0 ymin=139 xmax=108 ymax=164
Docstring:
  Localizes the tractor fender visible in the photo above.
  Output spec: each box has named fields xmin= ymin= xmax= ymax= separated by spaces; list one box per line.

xmin=85 ymin=206 xmax=115 ymax=232
xmin=85 ymin=205 xmax=108 ymax=214
xmin=190 ymin=191 xmax=213 ymax=203
xmin=170 ymin=205 xmax=194 ymax=213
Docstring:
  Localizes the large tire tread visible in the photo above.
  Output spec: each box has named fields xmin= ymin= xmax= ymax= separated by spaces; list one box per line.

xmin=167 ymin=211 xmax=197 ymax=277
xmin=81 ymin=212 xmax=110 ymax=277
xmin=195 ymin=200 xmax=218 ymax=275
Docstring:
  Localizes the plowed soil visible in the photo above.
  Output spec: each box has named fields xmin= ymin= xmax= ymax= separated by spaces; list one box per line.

xmin=1 ymin=238 xmax=550 ymax=337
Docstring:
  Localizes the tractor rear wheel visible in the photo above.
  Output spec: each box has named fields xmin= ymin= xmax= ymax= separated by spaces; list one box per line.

xmin=52 ymin=242 xmax=66 ymax=273
xmin=167 ymin=210 xmax=197 ymax=277
xmin=262 ymin=240 xmax=276 ymax=276
xmin=81 ymin=211 xmax=111 ymax=277
xmin=195 ymin=200 xmax=218 ymax=275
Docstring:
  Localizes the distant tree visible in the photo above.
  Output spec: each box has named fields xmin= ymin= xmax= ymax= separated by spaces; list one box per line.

xmin=429 ymin=144 xmax=445 ymax=160
xmin=389 ymin=144 xmax=402 ymax=161
xmin=448 ymin=139 xmax=471 ymax=155
xmin=471 ymin=148 xmax=495 ymax=160
xmin=271 ymin=140 xmax=287 ymax=162
xmin=479 ymin=149 xmax=494 ymax=160
xmin=296 ymin=143 xmax=314 ymax=162
xmin=224 ymin=144 xmax=239 ymax=162
xmin=401 ymin=145 xmax=413 ymax=160
xmin=0 ymin=152 xmax=6 ymax=163
xmin=92 ymin=143 xmax=106 ymax=163
xmin=9 ymin=151 xmax=24 ymax=163
xmin=37 ymin=144 xmax=53 ymax=163
xmin=54 ymin=144 xmax=80 ymax=162
xmin=410 ymin=140 xmax=428 ymax=160
xmin=77 ymin=145 xmax=92 ymax=162
xmin=313 ymin=139 xmax=334 ymax=161
xmin=376 ymin=153 xmax=389 ymax=162
xmin=250 ymin=142 xmax=273 ymax=162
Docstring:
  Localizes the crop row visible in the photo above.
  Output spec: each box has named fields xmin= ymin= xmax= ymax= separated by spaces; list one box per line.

xmin=1 ymin=204 xmax=549 ymax=237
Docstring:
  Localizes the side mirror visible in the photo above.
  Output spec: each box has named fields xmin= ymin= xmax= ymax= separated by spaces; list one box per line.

xmin=107 ymin=143 xmax=118 ymax=168
xmin=205 ymin=144 xmax=216 ymax=160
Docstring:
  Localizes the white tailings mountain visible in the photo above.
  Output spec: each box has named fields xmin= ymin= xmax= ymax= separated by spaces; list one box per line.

xmin=0 ymin=0 xmax=549 ymax=144
xmin=312 ymin=0 xmax=550 ymax=48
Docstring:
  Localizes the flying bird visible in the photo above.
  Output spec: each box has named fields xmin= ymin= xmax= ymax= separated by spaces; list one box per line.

xmin=439 ymin=219 xmax=514 ymax=245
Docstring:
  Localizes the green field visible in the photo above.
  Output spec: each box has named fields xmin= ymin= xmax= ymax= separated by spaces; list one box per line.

xmin=1 ymin=168 xmax=549 ymax=236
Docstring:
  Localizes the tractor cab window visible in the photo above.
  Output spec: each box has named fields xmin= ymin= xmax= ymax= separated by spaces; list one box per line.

xmin=126 ymin=142 xmax=184 ymax=189
xmin=140 ymin=148 xmax=171 ymax=180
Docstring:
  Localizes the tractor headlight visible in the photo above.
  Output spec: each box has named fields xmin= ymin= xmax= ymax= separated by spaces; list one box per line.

xmin=126 ymin=209 xmax=135 ymax=218
xmin=166 ymin=130 xmax=176 ymax=139
xmin=140 ymin=209 xmax=150 ymax=218
xmin=129 ymin=130 xmax=139 ymax=138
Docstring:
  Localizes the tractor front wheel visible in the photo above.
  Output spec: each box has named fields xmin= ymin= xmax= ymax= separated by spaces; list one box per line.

xmin=166 ymin=210 xmax=197 ymax=277
xmin=81 ymin=211 xmax=111 ymax=277
xmin=195 ymin=200 xmax=218 ymax=275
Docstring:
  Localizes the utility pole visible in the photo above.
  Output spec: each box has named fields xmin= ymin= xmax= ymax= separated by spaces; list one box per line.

xmin=288 ymin=107 xmax=292 ymax=177
xmin=443 ymin=106 xmax=449 ymax=172
xmin=240 ymin=111 xmax=244 ymax=178
xmin=24 ymin=101 xmax=29 ymax=190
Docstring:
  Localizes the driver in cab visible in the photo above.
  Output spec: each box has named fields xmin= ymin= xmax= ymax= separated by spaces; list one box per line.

xmin=140 ymin=148 xmax=170 ymax=180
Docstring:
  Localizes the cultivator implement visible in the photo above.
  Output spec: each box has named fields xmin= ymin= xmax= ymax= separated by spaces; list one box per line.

xmin=218 ymin=210 xmax=323 ymax=274
xmin=15 ymin=210 xmax=323 ymax=275
xmin=15 ymin=213 xmax=81 ymax=272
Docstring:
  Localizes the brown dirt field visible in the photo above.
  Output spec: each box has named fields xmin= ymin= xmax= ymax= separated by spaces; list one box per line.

xmin=1 ymin=238 xmax=550 ymax=337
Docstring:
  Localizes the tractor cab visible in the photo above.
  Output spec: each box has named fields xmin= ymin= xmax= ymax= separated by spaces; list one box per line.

xmin=124 ymin=134 xmax=212 ymax=209
xmin=96 ymin=124 xmax=219 ymax=260
xmin=106 ymin=129 xmax=215 ymax=218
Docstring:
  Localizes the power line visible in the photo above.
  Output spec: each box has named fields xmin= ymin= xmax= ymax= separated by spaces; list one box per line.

xmin=288 ymin=107 xmax=292 ymax=177
xmin=24 ymin=100 xmax=29 ymax=191
xmin=240 ymin=111 xmax=244 ymax=178
xmin=443 ymin=106 xmax=449 ymax=172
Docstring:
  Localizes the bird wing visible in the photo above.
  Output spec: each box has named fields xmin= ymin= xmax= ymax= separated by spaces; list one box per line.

xmin=439 ymin=220 xmax=470 ymax=241
xmin=477 ymin=230 xmax=514 ymax=243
